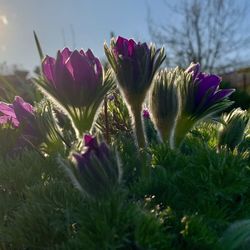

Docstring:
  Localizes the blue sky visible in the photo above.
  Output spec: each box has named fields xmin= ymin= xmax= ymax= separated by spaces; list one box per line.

xmin=0 ymin=0 xmax=169 ymax=71
xmin=0 ymin=0 xmax=249 ymax=72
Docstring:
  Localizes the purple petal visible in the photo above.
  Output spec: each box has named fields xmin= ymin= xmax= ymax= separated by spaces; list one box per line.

xmin=84 ymin=134 xmax=94 ymax=145
xmin=73 ymin=152 xmax=91 ymax=171
xmin=143 ymin=109 xmax=150 ymax=119
xmin=60 ymin=47 xmax=72 ymax=64
xmin=128 ymin=39 xmax=136 ymax=56
xmin=85 ymin=49 xmax=95 ymax=61
xmin=209 ymin=89 xmax=235 ymax=103
xmin=0 ymin=115 xmax=19 ymax=127
xmin=196 ymin=75 xmax=221 ymax=104
xmin=13 ymin=96 xmax=34 ymax=115
xmin=115 ymin=36 xmax=129 ymax=57
xmin=69 ymin=50 xmax=97 ymax=87
xmin=186 ymin=63 xmax=200 ymax=79
xmin=79 ymin=49 xmax=86 ymax=56
xmin=0 ymin=102 xmax=16 ymax=117
xmin=54 ymin=50 xmax=74 ymax=86
xmin=86 ymin=49 xmax=103 ymax=79
xmin=0 ymin=115 xmax=10 ymax=124
xmin=84 ymin=134 xmax=98 ymax=150
xmin=12 ymin=97 xmax=34 ymax=125
xmin=42 ymin=56 xmax=56 ymax=84
xmin=11 ymin=117 xmax=20 ymax=127
xmin=138 ymin=42 xmax=150 ymax=56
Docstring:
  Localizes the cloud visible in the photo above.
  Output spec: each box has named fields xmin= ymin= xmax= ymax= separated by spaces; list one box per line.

xmin=0 ymin=15 xmax=8 ymax=25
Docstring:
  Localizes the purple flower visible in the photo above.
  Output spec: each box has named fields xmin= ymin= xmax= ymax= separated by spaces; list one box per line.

xmin=173 ymin=63 xmax=235 ymax=148
xmin=0 ymin=102 xmax=19 ymax=127
xmin=142 ymin=109 xmax=150 ymax=119
xmin=0 ymin=96 xmax=42 ymax=152
xmin=42 ymin=48 xmax=103 ymax=107
xmin=104 ymin=36 xmax=165 ymax=149
xmin=73 ymin=135 xmax=121 ymax=197
xmin=104 ymin=36 xmax=165 ymax=105
xmin=12 ymin=96 xmax=34 ymax=123
xmin=185 ymin=62 xmax=201 ymax=79
xmin=107 ymin=94 xmax=115 ymax=101
xmin=184 ymin=63 xmax=235 ymax=118
xmin=0 ymin=96 xmax=35 ymax=128
xmin=12 ymin=96 xmax=38 ymax=138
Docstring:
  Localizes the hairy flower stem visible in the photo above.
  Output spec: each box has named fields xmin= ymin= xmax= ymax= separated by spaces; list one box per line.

xmin=173 ymin=115 xmax=194 ymax=149
xmin=157 ymin=121 xmax=175 ymax=146
xmin=104 ymin=96 xmax=110 ymax=144
xmin=131 ymin=104 xmax=146 ymax=149
xmin=129 ymin=100 xmax=149 ymax=178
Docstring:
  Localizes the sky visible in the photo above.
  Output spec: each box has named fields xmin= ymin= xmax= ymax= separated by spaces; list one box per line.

xmin=0 ymin=0 xmax=169 ymax=72
xmin=0 ymin=0 xmax=249 ymax=73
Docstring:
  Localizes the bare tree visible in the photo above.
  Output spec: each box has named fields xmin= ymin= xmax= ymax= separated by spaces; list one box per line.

xmin=148 ymin=0 xmax=250 ymax=73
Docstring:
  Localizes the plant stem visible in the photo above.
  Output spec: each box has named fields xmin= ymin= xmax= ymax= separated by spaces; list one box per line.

xmin=131 ymin=104 xmax=146 ymax=149
xmin=173 ymin=115 xmax=194 ymax=148
xmin=104 ymin=96 xmax=110 ymax=144
xmin=156 ymin=120 xmax=175 ymax=147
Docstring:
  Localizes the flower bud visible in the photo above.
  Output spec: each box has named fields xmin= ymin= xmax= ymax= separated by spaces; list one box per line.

xmin=39 ymin=48 xmax=114 ymax=135
xmin=218 ymin=108 xmax=249 ymax=150
xmin=149 ymin=68 xmax=179 ymax=146
xmin=73 ymin=135 xmax=122 ymax=197
xmin=104 ymin=36 xmax=165 ymax=148
xmin=104 ymin=36 xmax=165 ymax=108
xmin=42 ymin=48 xmax=103 ymax=108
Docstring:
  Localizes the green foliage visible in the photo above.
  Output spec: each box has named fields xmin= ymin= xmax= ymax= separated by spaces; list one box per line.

xmin=0 ymin=118 xmax=250 ymax=249
xmin=220 ymin=220 xmax=250 ymax=250
xmin=0 ymin=62 xmax=249 ymax=248
xmin=96 ymin=89 xmax=132 ymax=140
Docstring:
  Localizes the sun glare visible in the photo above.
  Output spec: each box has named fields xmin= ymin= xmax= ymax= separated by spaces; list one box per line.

xmin=0 ymin=15 xmax=8 ymax=25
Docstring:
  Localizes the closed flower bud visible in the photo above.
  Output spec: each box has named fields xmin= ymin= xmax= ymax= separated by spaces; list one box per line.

xmin=142 ymin=109 xmax=150 ymax=119
xmin=149 ymin=68 xmax=179 ymax=147
xmin=218 ymin=108 xmax=249 ymax=150
xmin=42 ymin=48 xmax=103 ymax=107
xmin=73 ymin=135 xmax=122 ymax=197
xmin=105 ymin=36 xmax=165 ymax=107
xmin=104 ymin=36 xmax=165 ymax=148
xmin=39 ymin=48 xmax=114 ymax=135
xmin=142 ymin=108 xmax=159 ymax=144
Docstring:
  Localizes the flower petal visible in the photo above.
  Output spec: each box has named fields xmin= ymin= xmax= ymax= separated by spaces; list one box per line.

xmin=42 ymin=56 xmax=56 ymax=84
xmin=0 ymin=102 xmax=16 ymax=117
xmin=185 ymin=63 xmax=200 ymax=79
xmin=128 ymin=39 xmax=136 ymax=56
xmin=55 ymin=50 xmax=74 ymax=86
xmin=0 ymin=115 xmax=19 ymax=127
xmin=12 ymin=96 xmax=34 ymax=123
xmin=86 ymin=49 xmax=103 ymax=79
xmin=210 ymin=89 xmax=235 ymax=104
xmin=114 ymin=36 xmax=129 ymax=57
xmin=84 ymin=134 xmax=98 ymax=150
xmin=196 ymin=75 xmax=221 ymax=104
xmin=61 ymin=47 xmax=72 ymax=64
xmin=69 ymin=50 xmax=96 ymax=87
